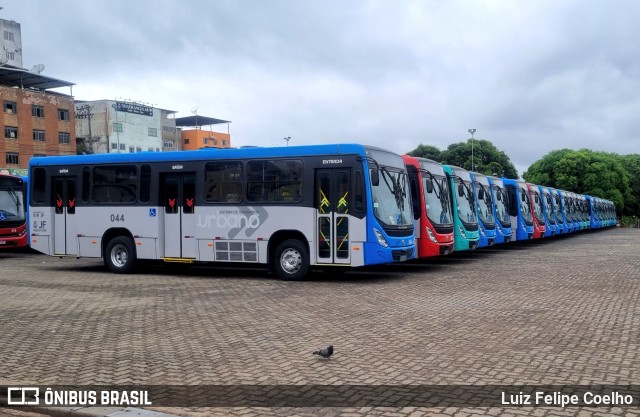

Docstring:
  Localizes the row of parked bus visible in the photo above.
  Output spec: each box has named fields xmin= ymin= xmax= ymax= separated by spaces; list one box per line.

xmin=1 ymin=144 xmax=617 ymax=280
xmin=402 ymin=155 xmax=617 ymax=259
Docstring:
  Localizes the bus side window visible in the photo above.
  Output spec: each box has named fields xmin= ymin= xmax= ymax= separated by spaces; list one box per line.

xmin=82 ymin=166 xmax=90 ymax=203
xmin=355 ymin=171 xmax=364 ymax=212
xmin=32 ymin=167 xmax=46 ymax=205
xmin=506 ymin=186 xmax=517 ymax=217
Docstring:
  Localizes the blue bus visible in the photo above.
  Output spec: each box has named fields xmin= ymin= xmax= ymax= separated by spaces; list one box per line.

xmin=443 ymin=165 xmax=479 ymax=251
xmin=487 ymin=176 xmax=512 ymax=244
xmin=470 ymin=172 xmax=497 ymax=247
xmin=503 ymin=179 xmax=533 ymax=241
xmin=28 ymin=144 xmax=415 ymax=280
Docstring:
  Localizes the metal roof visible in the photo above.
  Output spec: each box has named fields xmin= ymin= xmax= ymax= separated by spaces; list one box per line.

xmin=0 ymin=64 xmax=75 ymax=90
xmin=175 ymin=115 xmax=231 ymax=127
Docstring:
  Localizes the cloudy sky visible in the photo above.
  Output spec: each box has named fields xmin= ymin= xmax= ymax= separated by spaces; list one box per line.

xmin=8 ymin=0 xmax=640 ymax=175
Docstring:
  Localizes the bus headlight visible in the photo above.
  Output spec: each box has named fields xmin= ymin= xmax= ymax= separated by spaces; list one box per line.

xmin=374 ymin=228 xmax=389 ymax=248
xmin=479 ymin=227 xmax=486 ymax=236
xmin=458 ymin=226 xmax=466 ymax=238
xmin=426 ymin=227 xmax=437 ymax=243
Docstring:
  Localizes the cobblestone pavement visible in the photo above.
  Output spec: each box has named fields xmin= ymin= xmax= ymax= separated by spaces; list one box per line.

xmin=0 ymin=229 xmax=639 ymax=416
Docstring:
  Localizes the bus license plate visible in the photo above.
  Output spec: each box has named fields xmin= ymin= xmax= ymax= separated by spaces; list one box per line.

xmin=0 ymin=241 xmax=5 ymax=245
xmin=400 ymin=255 xmax=407 ymax=262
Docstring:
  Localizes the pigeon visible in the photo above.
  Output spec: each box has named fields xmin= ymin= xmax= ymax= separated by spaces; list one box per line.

xmin=313 ymin=345 xmax=334 ymax=358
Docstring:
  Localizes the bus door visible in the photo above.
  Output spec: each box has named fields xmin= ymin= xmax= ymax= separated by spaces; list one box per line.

xmin=52 ymin=177 xmax=78 ymax=255
xmin=161 ymin=173 xmax=197 ymax=259
xmin=315 ymin=169 xmax=351 ymax=265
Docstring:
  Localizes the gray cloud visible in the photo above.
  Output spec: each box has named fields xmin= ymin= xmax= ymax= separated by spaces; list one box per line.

xmin=8 ymin=0 xmax=639 ymax=176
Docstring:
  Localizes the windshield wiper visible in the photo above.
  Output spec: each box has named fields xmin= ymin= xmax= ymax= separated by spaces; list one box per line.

xmin=380 ymin=167 xmax=406 ymax=211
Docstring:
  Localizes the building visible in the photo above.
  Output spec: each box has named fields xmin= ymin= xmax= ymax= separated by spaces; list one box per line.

xmin=75 ymin=99 xmax=181 ymax=154
xmin=0 ymin=18 xmax=23 ymax=68
xmin=176 ymin=115 xmax=231 ymax=150
xmin=0 ymin=66 xmax=75 ymax=172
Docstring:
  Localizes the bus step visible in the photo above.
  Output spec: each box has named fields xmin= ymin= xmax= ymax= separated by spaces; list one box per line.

xmin=163 ymin=257 xmax=195 ymax=263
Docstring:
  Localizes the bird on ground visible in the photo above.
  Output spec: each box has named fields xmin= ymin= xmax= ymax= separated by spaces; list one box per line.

xmin=313 ymin=345 xmax=334 ymax=358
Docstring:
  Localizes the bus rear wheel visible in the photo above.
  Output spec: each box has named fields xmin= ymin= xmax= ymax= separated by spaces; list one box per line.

xmin=273 ymin=239 xmax=309 ymax=281
xmin=104 ymin=236 xmax=137 ymax=274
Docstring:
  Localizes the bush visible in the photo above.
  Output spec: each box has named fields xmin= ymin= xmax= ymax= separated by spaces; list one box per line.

xmin=620 ymin=215 xmax=640 ymax=228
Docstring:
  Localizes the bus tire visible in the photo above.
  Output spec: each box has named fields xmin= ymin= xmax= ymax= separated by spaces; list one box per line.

xmin=104 ymin=236 xmax=137 ymax=274
xmin=273 ymin=239 xmax=309 ymax=281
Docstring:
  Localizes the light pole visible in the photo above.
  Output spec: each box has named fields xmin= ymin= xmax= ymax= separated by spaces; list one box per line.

xmin=284 ymin=136 xmax=291 ymax=147
xmin=468 ymin=128 xmax=476 ymax=171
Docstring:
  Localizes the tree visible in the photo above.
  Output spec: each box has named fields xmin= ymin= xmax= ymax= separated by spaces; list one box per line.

xmin=440 ymin=139 xmax=518 ymax=178
xmin=407 ymin=144 xmax=442 ymax=161
xmin=523 ymin=149 xmax=631 ymax=213
xmin=618 ymin=154 xmax=640 ymax=216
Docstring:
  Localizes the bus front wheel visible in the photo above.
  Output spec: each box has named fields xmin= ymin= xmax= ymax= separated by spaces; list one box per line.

xmin=104 ymin=236 xmax=137 ymax=274
xmin=273 ymin=239 xmax=309 ymax=281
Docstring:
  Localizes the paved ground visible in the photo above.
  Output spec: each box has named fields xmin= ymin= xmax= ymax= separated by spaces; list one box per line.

xmin=0 ymin=228 xmax=639 ymax=416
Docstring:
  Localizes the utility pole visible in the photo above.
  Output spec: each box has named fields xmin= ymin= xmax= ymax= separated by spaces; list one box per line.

xmin=468 ymin=128 xmax=476 ymax=171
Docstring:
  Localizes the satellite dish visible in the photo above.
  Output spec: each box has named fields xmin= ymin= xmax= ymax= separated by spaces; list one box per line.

xmin=31 ymin=64 xmax=45 ymax=74
xmin=191 ymin=106 xmax=198 ymax=115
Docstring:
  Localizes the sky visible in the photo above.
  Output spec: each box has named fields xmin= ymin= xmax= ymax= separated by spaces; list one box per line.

xmin=7 ymin=0 xmax=640 ymax=175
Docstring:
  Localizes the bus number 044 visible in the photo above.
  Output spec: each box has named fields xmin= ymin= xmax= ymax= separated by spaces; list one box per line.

xmin=110 ymin=214 xmax=125 ymax=222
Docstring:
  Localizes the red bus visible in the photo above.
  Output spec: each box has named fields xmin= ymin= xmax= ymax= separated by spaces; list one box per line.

xmin=403 ymin=155 xmax=454 ymax=257
xmin=0 ymin=170 xmax=28 ymax=248
xmin=526 ymin=182 xmax=546 ymax=239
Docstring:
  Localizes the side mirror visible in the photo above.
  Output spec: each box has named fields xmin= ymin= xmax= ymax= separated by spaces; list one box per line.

xmin=371 ymin=167 xmax=379 ymax=186
xmin=458 ymin=183 xmax=464 ymax=197
xmin=425 ymin=179 xmax=434 ymax=194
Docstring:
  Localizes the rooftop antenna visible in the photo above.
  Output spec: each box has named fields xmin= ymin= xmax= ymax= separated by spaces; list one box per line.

xmin=30 ymin=64 xmax=45 ymax=74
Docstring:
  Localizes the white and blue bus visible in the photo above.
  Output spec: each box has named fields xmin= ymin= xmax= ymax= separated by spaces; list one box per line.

xmin=28 ymin=144 xmax=415 ymax=280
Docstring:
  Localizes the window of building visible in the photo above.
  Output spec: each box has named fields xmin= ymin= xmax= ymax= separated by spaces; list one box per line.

xmin=92 ymin=165 xmax=138 ymax=204
xmin=163 ymin=140 xmax=174 ymax=148
xmin=5 ymin=51 xmax=14 ymax=60
xmin=184 ymin=138 xmax=190 ymax=145
xmin=113 ymin=122 xmax=123 ymax=133
xmin=129 ymin=146 xmax=134 ymax=153
xmin=59 ymin=132 xmax=70 ymax=144
xmin=5 ymin=152 xmax=19 ymax=165
xmin=136 ymin=146 xmax=142 ymax=152
xmin=205 ymin=162 xmax=244 ymax=203
xmin=213 ymin=139 xmax=218 ymax=145
xmin=4 ymin=31 xmax=14 ymax=41
xmin=222 ymin=140 xmax=227 ymax=146
xmin=119 ymin=143 xmax=126 ymax=151
xmin=203 ymin=138 xmax=208 ymax=144
xmin=33 ymin=130 xmax=46 ymax=142
xmin=4 ymin=126 xmax=17 ymax=139
xmin=4 ymin=101 xmax=16 ymax=114
xmin=111 ymin=143 xmax=118 ymax=150
xmin=58 ymin=109 xmax=70 ymax=121
xmin=247 ymin=159 xmax=303 ymax=203
xmin=32 ymin=105 xmax=45 ymax=118
xmin=148 ymin=127 xmax=157 ymax=137
xmin=148 ymin=147 xmax=154 ymax=151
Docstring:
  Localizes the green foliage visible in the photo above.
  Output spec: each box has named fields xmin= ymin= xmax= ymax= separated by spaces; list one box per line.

xmin=407 ymin=144 xmax=442 ymax=161
xmin=440 ymin=139 xmax=519 ymax=178
xmin=620 ymin=215 xmax=640 ymax=228
xmin=523 ymin=149 xmax=632 ymax=214
xmin=407 ymin=139 xmax=518 ymax=178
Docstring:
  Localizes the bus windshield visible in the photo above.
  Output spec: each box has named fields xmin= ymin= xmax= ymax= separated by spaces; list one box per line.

xmin=368 ymin=150 xmax=412 ymax=227
xmin=492 ymin=182 xmax=510 ymax=225
xmin=519 ymin=186 xmax=533 ymax=223
xmin=0 ymin=186 xmax=25 ymax=221
xmin=422 ymin=173 xmax=452 ymax=227
xmin=454 ymin=173 xmax=477 ymax=225
xmin=474 ymin=178 xmax=494 ymax=227
xmin=531 ymin=190 xmax=545 ymax=225
xmin=544 ymin=192 xmax=556 ymax=224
